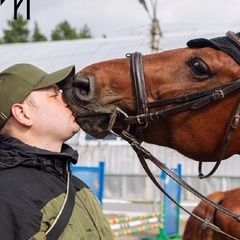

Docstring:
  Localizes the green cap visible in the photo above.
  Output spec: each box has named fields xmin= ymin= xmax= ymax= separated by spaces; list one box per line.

xmin=0 ymin=63 xmax=75 ymax=129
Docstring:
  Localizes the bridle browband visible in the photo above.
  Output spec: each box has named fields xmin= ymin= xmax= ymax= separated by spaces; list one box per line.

xmin=107 ymin=49 xmax=240 ymax=239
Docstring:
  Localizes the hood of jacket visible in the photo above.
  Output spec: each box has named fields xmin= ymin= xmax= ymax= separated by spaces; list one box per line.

xmin=0 ymin=134 xmax=79 ymax=178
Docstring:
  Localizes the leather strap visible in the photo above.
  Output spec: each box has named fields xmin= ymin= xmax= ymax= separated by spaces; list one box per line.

xmin=124 ymin=79 xmax=240 ymax=125
xmin=46 ymin=172 xmax=75 ymax=240
xmin=198 ymin=101 xmax=240 ymax=178
xmin=128 ymin=52 xmax=148 ymax=142
xmin=120 ymin=130 xmax=240 ymax=240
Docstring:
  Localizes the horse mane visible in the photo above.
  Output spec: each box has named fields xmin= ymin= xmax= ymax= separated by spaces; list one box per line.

xmin=182 ymin=191 xmax=225 ymax=240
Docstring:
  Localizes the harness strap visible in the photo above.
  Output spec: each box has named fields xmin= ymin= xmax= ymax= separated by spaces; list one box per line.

xmin=147 ymin=81 xmax=236 ymax=108
xmin=198 ymin=101 xmax=240 ymax=178
xmin=125 ymin=79 xmax=240 ymax=125
xmin=120 ymin=130 xmax=240 ymax=240
xmin=128 ymin=52 xmax=148 ymax=142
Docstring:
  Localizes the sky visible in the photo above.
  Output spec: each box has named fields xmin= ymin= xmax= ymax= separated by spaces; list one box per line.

xmin=0 ymin=0 xmax=239 ymax=40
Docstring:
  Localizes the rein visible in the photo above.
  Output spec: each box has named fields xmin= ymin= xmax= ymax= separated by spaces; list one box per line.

xmin=120 ymin=130 xmax=240 ymax=240
xmin=107 ymin=51 xmax=240 ymax=239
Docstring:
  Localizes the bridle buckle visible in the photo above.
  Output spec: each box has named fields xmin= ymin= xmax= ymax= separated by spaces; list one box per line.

xmin=215 ymin=89 xmax=225 ymax=98
xmin=136 ymin=114 xmax=149 ymax=128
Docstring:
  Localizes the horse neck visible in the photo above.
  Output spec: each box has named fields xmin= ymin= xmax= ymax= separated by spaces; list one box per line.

xmin=182 ymin=215 xmax=213 ymax=240
xmin=182 ymin=196 xmax=222 ymax=240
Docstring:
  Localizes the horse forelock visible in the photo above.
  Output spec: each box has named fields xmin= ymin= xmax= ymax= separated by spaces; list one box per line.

xmin=186 ymin=30 xmax=240 ymax=65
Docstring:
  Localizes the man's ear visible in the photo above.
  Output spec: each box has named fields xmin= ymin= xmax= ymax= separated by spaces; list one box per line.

xmin=11 ymin=103 xmax=33 ymax=127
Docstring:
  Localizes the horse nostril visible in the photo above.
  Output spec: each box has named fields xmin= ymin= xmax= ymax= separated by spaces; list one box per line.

xmin=63 ymin=73 xmax=95 ymax=104
xmin=73 ymin=77 xmax=90 ymax=96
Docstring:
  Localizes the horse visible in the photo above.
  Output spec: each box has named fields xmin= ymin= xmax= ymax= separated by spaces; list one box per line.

xmin=63 ymin=30 xmax=240 ymax=165
xmin=62 ymin=31 xmax=240 ymax=238
xmin=182 ymin=187 xmax=240 ymax=240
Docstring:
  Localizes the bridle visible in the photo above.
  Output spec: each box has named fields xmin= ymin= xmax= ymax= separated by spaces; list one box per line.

xmin=107 ymin=50 xmax=240 ymax=239
xmin=109 ymin=51 xmax=240 ymax=178
xmin=128 ymin=52 xmax=240 ymax=179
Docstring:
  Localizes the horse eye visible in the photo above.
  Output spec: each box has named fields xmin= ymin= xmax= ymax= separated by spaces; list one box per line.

xmin=188 ymin=58 xmax=209 ymax=76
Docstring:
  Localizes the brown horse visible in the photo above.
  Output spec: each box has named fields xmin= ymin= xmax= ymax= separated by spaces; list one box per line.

xmin=62 ymin=31 xmax=240 ymax=239
xmin=63 ymin=31 xmax=240 ymax=164
xmin=183 ymin=187 xmax=240 ymax=240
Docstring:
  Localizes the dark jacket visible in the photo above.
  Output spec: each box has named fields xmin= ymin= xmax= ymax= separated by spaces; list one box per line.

xmin=0 ymin=134 xmax=113 ymax=240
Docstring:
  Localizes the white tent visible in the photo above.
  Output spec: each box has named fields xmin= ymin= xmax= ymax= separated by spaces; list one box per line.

xmin=0 ymin=30 xmax=226 ymax=72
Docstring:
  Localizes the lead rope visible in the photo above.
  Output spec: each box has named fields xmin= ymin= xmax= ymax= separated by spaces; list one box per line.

xmin=120 ymin=130 xmax=240 ymax=240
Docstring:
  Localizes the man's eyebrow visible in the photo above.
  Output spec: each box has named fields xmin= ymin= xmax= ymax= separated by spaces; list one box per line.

xmin=45 ymin=85 xmax=59 ymax=91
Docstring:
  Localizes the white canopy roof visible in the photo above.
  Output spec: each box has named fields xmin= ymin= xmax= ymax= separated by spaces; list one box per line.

xmin=0 ymin=30 xmax=226 ymax=72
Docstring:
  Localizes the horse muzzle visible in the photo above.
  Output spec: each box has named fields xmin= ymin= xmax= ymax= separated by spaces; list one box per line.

xmin=62 ymin=74 xmax=119 ymax=138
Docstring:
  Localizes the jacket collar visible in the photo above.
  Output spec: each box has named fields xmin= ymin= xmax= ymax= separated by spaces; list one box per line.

xmin=0 ymin=134 xmax=79 ymax=178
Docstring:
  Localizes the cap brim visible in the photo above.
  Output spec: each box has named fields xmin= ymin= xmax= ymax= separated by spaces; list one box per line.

xmin=35 ymin=65 xmax=75 ymax=90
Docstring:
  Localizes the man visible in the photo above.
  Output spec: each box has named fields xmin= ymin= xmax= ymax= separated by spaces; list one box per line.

xmin=0 ymin=63 xmax=113 ymax=239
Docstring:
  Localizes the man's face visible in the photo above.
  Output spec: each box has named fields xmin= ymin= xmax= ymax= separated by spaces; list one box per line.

xmin=25 ymin=85 xmax=80 ymax=143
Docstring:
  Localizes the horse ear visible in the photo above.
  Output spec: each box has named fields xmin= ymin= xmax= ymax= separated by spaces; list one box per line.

xmin=11 ymin=103 xmax=33 ymax=127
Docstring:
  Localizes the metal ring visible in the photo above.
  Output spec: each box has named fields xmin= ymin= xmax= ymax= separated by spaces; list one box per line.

xmin=136 ymin=115 xmax=145 ymax=125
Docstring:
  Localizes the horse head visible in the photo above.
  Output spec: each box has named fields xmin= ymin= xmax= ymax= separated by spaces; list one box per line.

xmin=63 ymin=31 xmax=240 ymax=163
